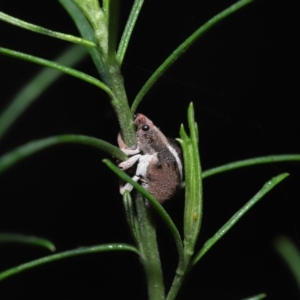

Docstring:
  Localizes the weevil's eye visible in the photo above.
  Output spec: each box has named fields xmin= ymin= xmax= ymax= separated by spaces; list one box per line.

xmin=142 ymin=125 xmax=149 ymax=131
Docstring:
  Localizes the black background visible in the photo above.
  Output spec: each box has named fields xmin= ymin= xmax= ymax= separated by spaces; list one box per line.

xmin=0 ymin=1 xmax=298 ymax=299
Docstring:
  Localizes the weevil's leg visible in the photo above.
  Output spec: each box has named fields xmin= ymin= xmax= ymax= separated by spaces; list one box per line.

xmin=118 ymin=154 xmax=142 ymax=170
xmin=120 ymin=175 xmax=140 ymax=195
xmin=117 ymin=133 xmax=140 ymax=156
xmin=117 ymin=133 xmax=127 ymax=149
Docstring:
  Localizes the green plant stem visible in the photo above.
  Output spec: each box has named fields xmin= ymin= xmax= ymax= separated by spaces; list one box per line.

xmin=135 ymin=193 xmax=165 ymax=300
xmin=166 ymin=259 xmax=188 ymax=300
xmin=103 ymin=159 xmax=183 ymax=262
xmin=62 ymin=0 xmax=135 ymax=146
xmin=1 ymin=4 xmax=132 ymax=139
xmin=104 ymin=159 xmax=187 ymax=299
xmin=107 ymin=62 xmax=135 ymax=146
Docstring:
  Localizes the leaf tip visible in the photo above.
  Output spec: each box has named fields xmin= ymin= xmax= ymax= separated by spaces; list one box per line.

xmin=176 ymin=138 xmax=183 ymax=145
xmin=49 ymin=245 xmax=56 ymax=252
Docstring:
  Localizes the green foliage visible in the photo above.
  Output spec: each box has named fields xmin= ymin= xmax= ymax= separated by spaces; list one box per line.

xmin=0 ymin=233 xmax=56 ymax=252
xmin=275 ymin=237 xmax=300 ymax=292
xmin=0 ymin=243 xmax=139 ymax=282
xmin=0 ymin=1 xmax=297 ymax=299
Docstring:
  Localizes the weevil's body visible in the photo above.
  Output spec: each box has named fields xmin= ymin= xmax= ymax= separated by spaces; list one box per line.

xmin=118 ymin=114 xmax=183 ymax=203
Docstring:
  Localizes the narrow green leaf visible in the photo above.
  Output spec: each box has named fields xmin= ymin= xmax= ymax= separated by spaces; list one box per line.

xmin=131 ymin=0 xmax=253 ymax=113
xmin=0 ymin=45 xmax=87 ymax=140
xmin=178 ymin=124 xmax=189 ymax=142
xmin=104 ymin=0 xmax=120 ymax=60
xmin=0 ymin=11 xmax=96 ymax=48
xmin=117 ymin=0 xmax=145 ymax=64
xmin=0 ymin=47 xmax=114 ymax=98
xmin=122 ymin=192 xmax=140 ymax=245
xmin=180 ymin=103 xmax=203 ymax=253
xmin=0 ymin=135 xmax=127 ymax=174
xmin=192 ymin=173 xmax=289 ymax=265
xmin=240 ymin=294 xmax=267 ymax=300
xmin=0 ymin=233 xmax=55 ymax=252
xmin=102 ymin=159 xmax=184 ymax=263
xmin=275 ymin=236 xmax=300 ymax=291
xmin=166 ymin=103 xmax=202 ymax=300
xmin=203 ymin=155 xmax=300 ymax=179
xmin=59 ymin=0 xmax=108 ymax=82
xmin=179 ymin=154 xmax=300 ymax=189
xmin=0 ymin=243 xmax=139 ymax=281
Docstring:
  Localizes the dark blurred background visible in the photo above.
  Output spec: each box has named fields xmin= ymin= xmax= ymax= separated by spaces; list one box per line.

xmin=0 ymin=1 xmax=298 ymax=299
